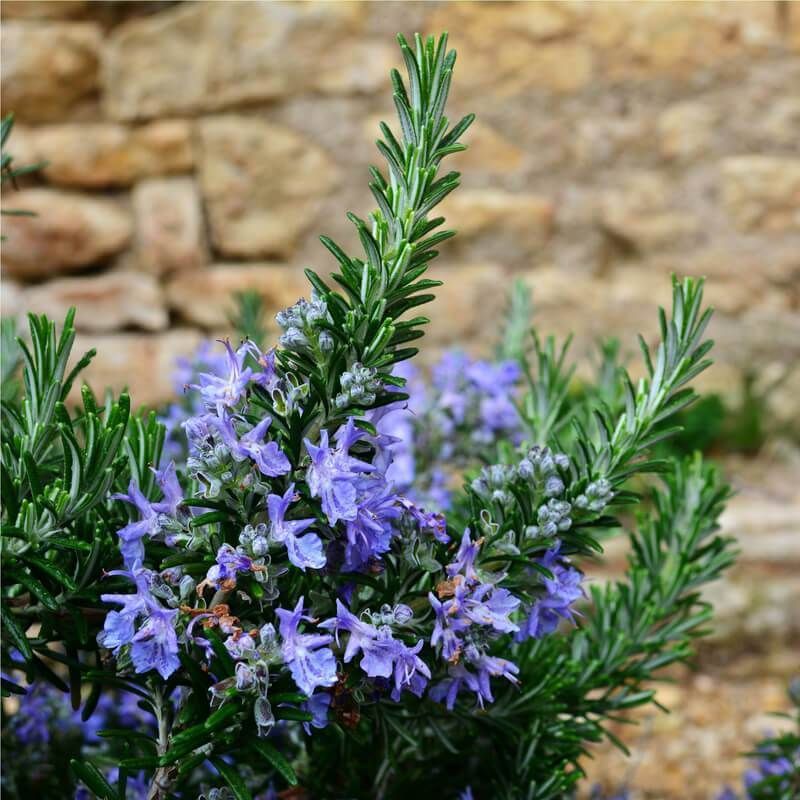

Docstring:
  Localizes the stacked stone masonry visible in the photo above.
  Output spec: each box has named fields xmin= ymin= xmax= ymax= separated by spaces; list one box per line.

xmin=1 ymin=0 xmax=798 ymax=413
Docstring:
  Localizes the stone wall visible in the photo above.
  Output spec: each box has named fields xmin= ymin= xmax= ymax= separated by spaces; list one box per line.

xmin=2 ymin=0 xmax=799 ymax=410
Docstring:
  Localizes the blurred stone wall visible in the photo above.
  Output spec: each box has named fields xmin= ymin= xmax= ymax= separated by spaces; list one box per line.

xmin=2 ymin=0 xmax=799 ymax=409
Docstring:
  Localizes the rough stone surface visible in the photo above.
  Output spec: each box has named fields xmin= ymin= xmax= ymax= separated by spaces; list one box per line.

xmin=438 ymin=190 xmax=554 ymax=259
xmin=103 ymin=2 xmax=383 ymax=121
xmin=428 ymin=3 xmax=592 ymax=96
xmin=1 ymin=1 xmax=88 ymax=20
xmin=1 ymin=189 xmax=132 ymax=278
xmin=423 ymin=264 xmax=509 ymax=352
xmin=599 ymin=171 xmax=700 ymax=251
xmin=20 ymin=271 xmax=167 ymax=332
xmin=16 ymin=120 xmax=193 ymax=188
xmin=431 ymin=2 xmax=781 ymax=96
xmin=657 ymin=101 xmax=719 ymax=161
xmin=1 ymin=281 xmax=24 ymax=320
xmin=198 ymin=116 xmax=338 ymax=259
xmin=1 ymin=22 xmax=101 ymax=121
xmin=721 ymin=156 xmax=800 ymax=231
xmin=72 ymin=329 xmax=203 ymax=409
xmin=165 ymin=263 xmax=309 ymax=330
xmin=133 ymin=177 xmax=206 ymax=275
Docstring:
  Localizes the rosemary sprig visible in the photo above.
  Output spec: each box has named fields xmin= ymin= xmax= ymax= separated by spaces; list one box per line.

xmin=278 ymin=33 xmax=473 ymax=427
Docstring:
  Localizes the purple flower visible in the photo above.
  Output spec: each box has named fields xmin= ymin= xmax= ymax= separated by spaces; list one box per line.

xmin=429 ymin=590 xmax=470 ymax=663
xmin=428 ymin=665 xmax=478 ymax=710
xmin=152 ymin=461 xmax=183 ymax=516
xmin=375 ymin=405 xmax=416 ymax=489
xmin=432 ymin=351 xmax=470 ymax=424
xmin=446 ymin=529 xmax=481 ymax=582
xmin=429 ymin=652 xmax=518 ymax=710
xmin=214 ymin=414 xmax=291 ymax=477
xmin=399 ymin=498 xmax=449 ymax=543
xmin=174 ymin=340 xmax=230 ymax=395
xmin=342 ymin=478 xmax=401 ymax=571
xmin=98 ymin=566 xmax=180 ymax=680
xmin=203 ymin=544 xmax=255 ymax=590
xmin=427 ymin=524 xmax=524 ymax=711
xmin=471 ymin=650 xmax=520 ymax=693
xmin=190 ymin=340 xmax=254 ymax=414
xmin=184 ymin=412 xmax=216 ymax=457
xmin=111 ymin=463 xmax=183 ymax=568
xmin=371 ymin=361 xmax=433 ymax=489
xmin=462 ymin=584 xmax=520 ymax=634
xmin=301 ymin=691 xmax=331 ymax=735
xmin=112 ymin=482 xmax=161 ymax=568
xmin=425 ymin=469 xmax=453 ymax=511
xmin=304 ymin=424 xmax=374 ymax=525
xmin=478 ymin=393 xmax=520 ymax=441
xmin=276 ymin=597 xmax=337 ymax=696
xmin=332 ymin=416 xmax=368 ymax=451
xmin=244 ymin=342 xmax=279 ymax=392
xmin=320 ymin=600 xmax=429 ymax=698
xmin=429 ymin=578 xmax=520 ymax=663
xmin=224 ymin=631 xmax=258 ymax=662
xmin=515 ymin=543 xmax=584 ymax=641
xmin=267 ymin=484 xmax=325 ymax=571
xmin=742 ymin=739 xmax=798 ymax=795
xmin=390 ymin=639 xmax=430 ymax=701
xmin=130 ymin=604 xmax=180 ymax=680
xmin=320 ymin=599 xmax=389 ymax=675
xmin=430 ymin=351 xmax=524 ymax=452
xmin=98 ymin=568 xmax=154 ymax=653
xmin=185 ymin=613 xmax=216 ymax=662
xmin=465 ymin=358 xmax=520 ymax=396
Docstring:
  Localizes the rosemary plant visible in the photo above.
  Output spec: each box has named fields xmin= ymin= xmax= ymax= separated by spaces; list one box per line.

xmin=1 ymin=32 xmax=738 ymax=800
xmin=0 ymin=312 xmax=165 ymax=709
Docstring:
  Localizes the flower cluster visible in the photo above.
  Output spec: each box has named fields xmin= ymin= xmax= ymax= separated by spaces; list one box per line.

xmin=276 ymin=293 xmax=333 ymax=355
xmin=161 ymin=343 xmax=527 ymax=517
xmin=376 ymin=353 xmax=524 ymax=511
xmin=306 ymin=418 xmax=405 ymax=571
xmin=431 ymin=352 xmax=522 ymax=448
xmin=427 ymin=530 xmax=521 ymax=709
xmin=98 ymin=327 xmax=592 ymax=734
xmin=98 ymin=563 xmax=183 ymax=680
xmin=321 ymin=599 xmax=429 ymax=701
